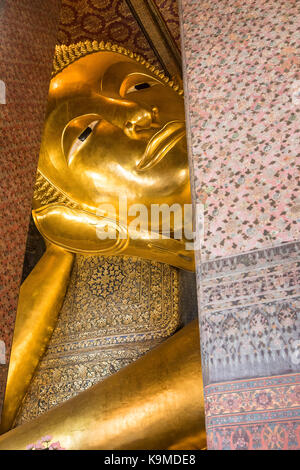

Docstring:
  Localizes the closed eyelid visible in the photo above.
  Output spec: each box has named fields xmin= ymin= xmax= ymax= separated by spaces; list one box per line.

xmin=119 ymin=74 xmax=160 ymax=97
xmin=125 ymin=82 xmax=160 ymax=96
xmin=66 ymin=120 xmax=99 ymax=166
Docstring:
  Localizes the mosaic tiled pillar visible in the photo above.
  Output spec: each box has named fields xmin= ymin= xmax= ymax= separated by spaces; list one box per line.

xmin=179 ymin=0 xmax=300 ymax=449
xmin=0 ymin=0 xmax=62 ymax=418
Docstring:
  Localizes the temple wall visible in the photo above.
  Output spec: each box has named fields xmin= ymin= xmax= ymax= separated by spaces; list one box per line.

xmin=0 ymin=0 xmax=62 ymax=417
xmin=56 ymin=0 xmax=157 ymax=64
xmin=179 ymin=0 xmax=300 ymax=449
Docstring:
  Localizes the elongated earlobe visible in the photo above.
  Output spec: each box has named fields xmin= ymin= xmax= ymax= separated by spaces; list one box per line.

xmin=32 ymin=205 xmax=129 ymax=255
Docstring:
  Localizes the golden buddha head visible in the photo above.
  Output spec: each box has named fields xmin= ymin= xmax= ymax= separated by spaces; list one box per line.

xmin=33 ymin=42 xmax=194 ymax=270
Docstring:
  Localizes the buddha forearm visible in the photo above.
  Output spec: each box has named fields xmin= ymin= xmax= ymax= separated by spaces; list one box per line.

xmin=0 ymin=245 xmax=74 ymax=433
xmin=0 ymin=321 xmax=206 ymax=450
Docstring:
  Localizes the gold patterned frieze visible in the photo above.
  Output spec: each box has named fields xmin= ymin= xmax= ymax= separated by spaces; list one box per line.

xmin=15 ymin=255 xmax=180 ymax=425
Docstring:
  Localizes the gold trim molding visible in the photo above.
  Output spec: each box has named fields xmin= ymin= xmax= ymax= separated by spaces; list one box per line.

xmin=125 ymin=0 xmax=182 ymax=79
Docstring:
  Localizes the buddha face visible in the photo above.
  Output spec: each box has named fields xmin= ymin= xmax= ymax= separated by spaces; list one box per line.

xmin=37 ymin=50 xmax=191 ymax=214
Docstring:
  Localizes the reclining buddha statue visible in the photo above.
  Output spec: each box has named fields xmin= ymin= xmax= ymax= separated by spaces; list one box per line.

xmin=0 ymin=41 xmax=206 ymax=450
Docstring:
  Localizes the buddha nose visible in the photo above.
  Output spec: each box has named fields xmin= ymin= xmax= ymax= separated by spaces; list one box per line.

xmin=123 ymin=105 xmax=159 ymax=140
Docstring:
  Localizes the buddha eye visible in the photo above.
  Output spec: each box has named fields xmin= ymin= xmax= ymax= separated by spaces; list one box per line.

xmin=78 ymin=125 xmax=93 ymax=142
xmin=67 ymin=120 xmax=99 ymax=166
xmin=134 ymin=82 xmax=151 ymax=90
xmin=126 ymin=82 xmax=154 ymax=95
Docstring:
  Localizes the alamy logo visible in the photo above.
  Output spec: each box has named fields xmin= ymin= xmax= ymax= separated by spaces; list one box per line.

xmin=95 ymin=195 xmax=204 ymax=251
xmin=0 ymin=340 xmax=6 ymax=364
xmin=291 ymin=340 xmax=300 ymax=366
xmin=0 ymin=80 xmax=6 ymax=104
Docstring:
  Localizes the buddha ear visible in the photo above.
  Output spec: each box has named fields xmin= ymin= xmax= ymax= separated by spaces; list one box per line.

xmin=32 ymin=204 xmax=129 ymax=255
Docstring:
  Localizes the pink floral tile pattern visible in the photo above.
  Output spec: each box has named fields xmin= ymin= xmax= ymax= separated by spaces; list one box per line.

xmin=180 ymin=0 xmax=300 ymax=261
xmin=179 ymin=0 xmax=300 ymax=450
xmin=205 ymin=373 xmax=300 ymax=450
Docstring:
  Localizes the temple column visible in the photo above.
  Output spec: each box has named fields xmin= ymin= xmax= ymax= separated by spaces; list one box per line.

xmin=179 ymin=0 xmax=300 ymax=450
